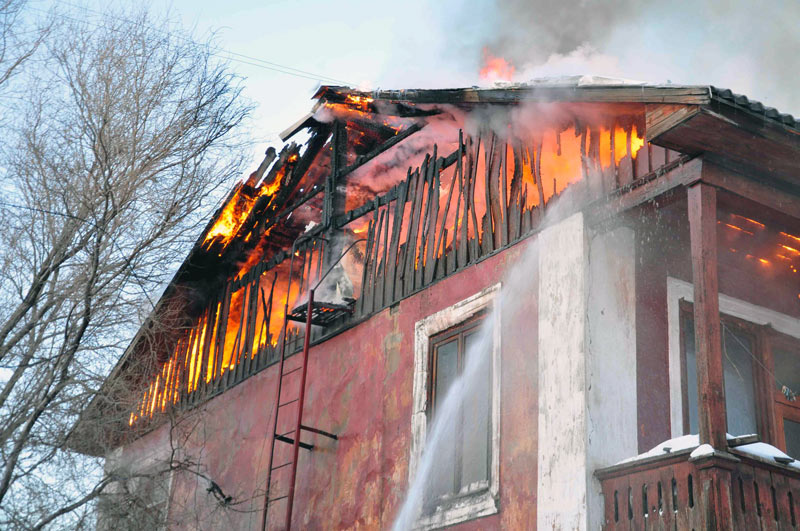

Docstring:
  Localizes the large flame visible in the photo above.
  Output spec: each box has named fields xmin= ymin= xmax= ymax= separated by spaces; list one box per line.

xmin=130 ymin=105 xmax=655 ymax=426
xmin=202 ymin=167 xmax=288 ymax=251
xmin=480 ymin=48 xmax=515 ymax=82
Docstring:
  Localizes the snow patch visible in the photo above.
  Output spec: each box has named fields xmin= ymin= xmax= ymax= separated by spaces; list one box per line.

xmin=618 ymin=434 xmax=699 ymax=464
xmin=690 ymin=444 xmax=715 ymax=459
xmin=616 ymin=433 xmax=800 ymax=470
xmin=732 ymin=442 xmax=800 ymax=470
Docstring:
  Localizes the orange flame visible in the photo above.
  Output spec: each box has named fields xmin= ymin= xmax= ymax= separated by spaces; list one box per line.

xmin=344 ymin=94 xmax=374 ymax=112
xmin=480 ymin=48 xmax=515 ymax=81
xmin=202 ymin=164 xmax=289 ymax=250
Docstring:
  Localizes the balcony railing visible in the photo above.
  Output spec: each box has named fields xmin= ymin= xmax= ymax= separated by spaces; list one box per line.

xmin=596 ymin=446 xmax=800 ymax=529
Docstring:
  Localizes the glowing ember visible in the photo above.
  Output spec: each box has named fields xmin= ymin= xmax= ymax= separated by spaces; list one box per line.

xmin=344 ymin=94 xmax=374 ymax=112
xmin=479 ymin=48 xmax=515 ymax=82
xmin=721 ymin=222 xmax=754 ymax=235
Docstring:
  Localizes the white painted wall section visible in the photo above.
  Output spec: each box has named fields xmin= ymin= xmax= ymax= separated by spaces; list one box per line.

xmin=586 ymin=226 xmax=638 ymax=530
xmin=538 ymin=212 xmax=589 ymax=531
xmin=537 ymin=213 xmax=638 ymax=530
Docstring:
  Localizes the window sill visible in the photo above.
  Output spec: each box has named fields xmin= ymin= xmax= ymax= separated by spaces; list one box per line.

xmin=414 ymin=489 xmax=498 ymax=530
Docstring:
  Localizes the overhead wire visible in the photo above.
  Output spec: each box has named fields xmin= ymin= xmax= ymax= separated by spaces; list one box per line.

xmin=39 ymin=1 xmax=356 ymax=87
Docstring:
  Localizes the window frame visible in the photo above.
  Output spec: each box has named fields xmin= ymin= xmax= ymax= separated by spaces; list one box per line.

xmin=676 ymin=294 xmax=800 ymax=451
xmin=426 ymin=312 xmax=491 ymax=504
xmin=410 ymin=284 xmax=501 ymax=530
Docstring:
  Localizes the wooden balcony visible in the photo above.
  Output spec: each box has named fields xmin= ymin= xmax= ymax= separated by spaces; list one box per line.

xmin=596 ymin=446 xmax=800 ymax=530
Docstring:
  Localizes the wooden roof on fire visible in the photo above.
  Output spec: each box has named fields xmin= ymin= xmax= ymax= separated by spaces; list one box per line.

xmin=70 ymin=79 xmax=800 ymax=455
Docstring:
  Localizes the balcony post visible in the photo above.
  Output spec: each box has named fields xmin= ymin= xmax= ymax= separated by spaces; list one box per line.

xmin=687 ymin=182 xmax=727 ymax=449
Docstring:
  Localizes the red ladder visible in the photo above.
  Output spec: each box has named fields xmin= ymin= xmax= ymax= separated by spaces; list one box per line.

xmin=260 ymin=289 xmax=339 ymax=531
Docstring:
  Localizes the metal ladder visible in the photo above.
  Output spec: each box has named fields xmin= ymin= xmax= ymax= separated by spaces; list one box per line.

xmin=260 ymin=238 xmax=363 ymax=530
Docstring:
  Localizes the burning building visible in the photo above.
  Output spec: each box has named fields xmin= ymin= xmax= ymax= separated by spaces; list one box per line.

xmin=74 ymin=78 xmax=800 ymax=530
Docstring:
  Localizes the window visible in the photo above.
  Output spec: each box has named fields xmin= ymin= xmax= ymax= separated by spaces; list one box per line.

xmin=426 ymin=313 xmax=491 ymax=505
xmin=410 ymin=284 xmax=500 ymax=530
xmin=772 ymin=336 xmax=800 ymax=457
xmin=679 ymin=301 xmax=800 ymax=455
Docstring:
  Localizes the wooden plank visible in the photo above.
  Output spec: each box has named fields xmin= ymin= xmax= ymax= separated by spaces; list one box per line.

xmin=770 ymin=467 xmax=793 ymax=528
xmin=416 ymin=147 xmax=436 ymax=291
xmin=232 ymin=283 xmax=252 ymax=385
xmin=499 ymin=141 xmax=509 ymax=248
xmin=467 ymin=135 xmax=481 ymax=261
xmin=357 ymin=219 xmax=375 ymax=317
xmin=453 ymin=137 xmax=467 ymax=269
xmin=179 ymin=325 xmax=196 ymax=407
xmin=754 ymin=466 xmax=776 ymax=527
xmin=342 ymin=85 xmax=711 ymax=105
xmin=432 ymin=135 xmax=460 ymax=281
xmin=687 ymin=182 xmax=727 ymax=449
xmin=399 ymin=167 xmax=417 ymax=293
xmin=224 ymin=286 xmax=248 ymax=391
xmin=508 ymin=142 xmax=522 ymax=242
xmin=394 ymin=243 xmax=405 ymax=303
xmin=386 ymin=181 xmax=407 ymax=304
xmin=245 ymin=276 xmax=261 ymax=376
xmin=198 ymin=296 xmax=218 ymax=396
xmin=212 ymin=283 xmax=231 ymax=389
xmin=482 ymin=133 xmax=497 ymax=255
xmin=645 ymin=103 xmax=701 ymax=140
xmin=422 ymin=153 xmax=440 ymax=286
xmin=533 ymin=139 xmax=546 ymax=209
xmin=377 ymin=204 xmax=389 ymax=310
xmin=403 ymin=166 xmax=425 ymax=296
xmin=368 ymin=203 xmax=384 ymax=314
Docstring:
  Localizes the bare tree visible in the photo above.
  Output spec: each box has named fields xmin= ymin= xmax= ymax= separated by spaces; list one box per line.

xmin=0 ymin=0 xmax=48 ymax=87
xmin=0 ymin=6 xmax=252 ymax=528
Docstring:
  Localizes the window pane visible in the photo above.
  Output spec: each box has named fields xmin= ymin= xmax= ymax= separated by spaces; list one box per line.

xmin=784 ymin=418 xmax=800 ymax=459
xmin=429 ymin=339 xmax=458 ymax=501
xmin=684 ymin=317 xmax=757 ymax=436
xmin=722 ymin=326 xmax=758 ymax=436
xmin=773 ymin=347 xmax=800 ymax=396
xmin=434 ymin=340 xmax=458 ymax=413
xmin=460 ymin=330 xmax=490 ymax=491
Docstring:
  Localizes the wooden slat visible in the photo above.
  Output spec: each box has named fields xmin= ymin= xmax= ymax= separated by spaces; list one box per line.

xmin=386 ymin=180 xmax=407 ymax=304
xmin=367 ymin=202 xmax=383 ymax=315
xmin=403 ymin=166 xmax=424 ymax=296
xmin=467 ymin=135 xmax=482 ymax=263
xmin=357 ymin=219 xmax=374 ymax=317
xmin=377 ymin=203 xmax=389 ymax=310
xmin=432 ymin=134 xmax=460 ymax=281
xmin=416 ymin=148 xmax=435 ymax=291
xmin=499 ymin=141 xmax=509 ymax=248
xmin=483 ymin=133 xmax=497 ymax=255
xmin=453 ymin=137 xmax=467 ymax=269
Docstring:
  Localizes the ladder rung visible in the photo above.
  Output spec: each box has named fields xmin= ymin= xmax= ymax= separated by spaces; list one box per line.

xmin=266 ymin=495 xmax=288 ymax=504
xmin=281 ymin=366 xmax=303 ymax=377
xmin=278 ymin=398 xmax=299 ymax=407
xmin=274 ymin=433 xmax=313 ymax=451
xmin=271 ymin=461 xmax=293 ymax=471
xmin=301 ymin=424 xmax=338 ymax=440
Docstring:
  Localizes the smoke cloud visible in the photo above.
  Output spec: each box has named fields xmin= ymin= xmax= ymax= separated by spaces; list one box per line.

xmin=425 ymin=0 xmax=800 ymax=115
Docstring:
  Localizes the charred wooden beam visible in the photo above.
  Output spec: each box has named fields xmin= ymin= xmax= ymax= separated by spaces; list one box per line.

xmin=316 ymin=85 xmax=711 ymax=106
xmin=337 ymin=122 xmax=423 ymax=179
